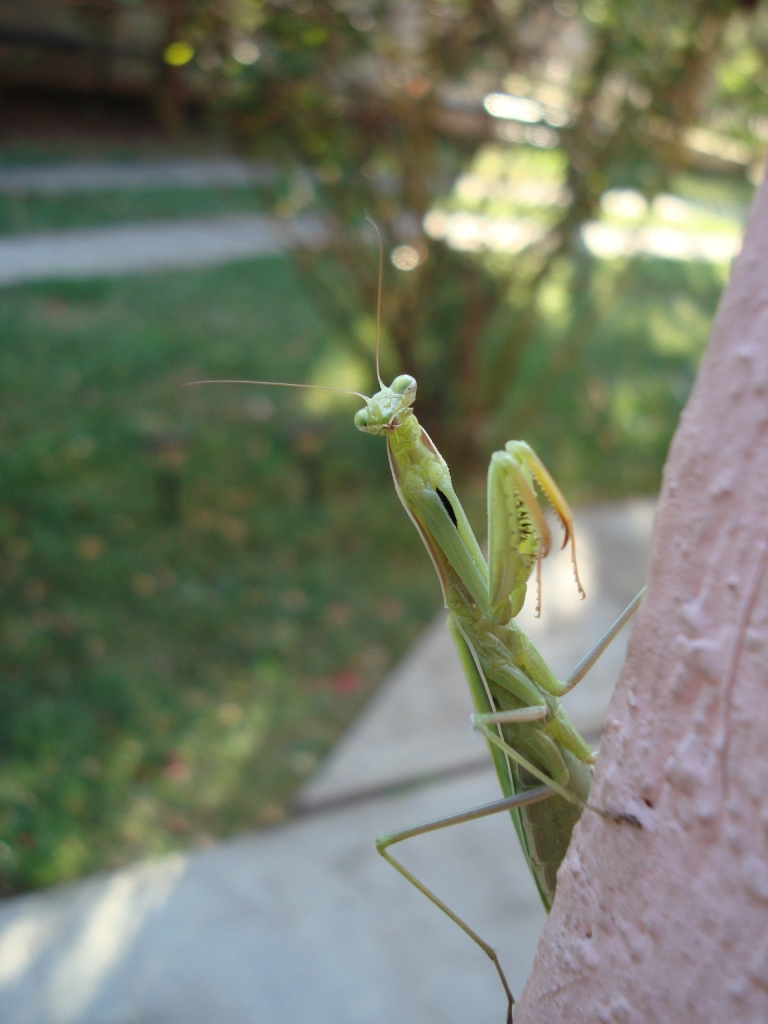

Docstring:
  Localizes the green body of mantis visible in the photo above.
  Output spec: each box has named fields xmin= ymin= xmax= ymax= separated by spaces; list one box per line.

xmin=352 ymin=373 xmax=642 ymax=1020
xmin=189 ymin=240 xmax=642 ymax=1019
xmin=191 ymin=367 xmax=642 ymax=1021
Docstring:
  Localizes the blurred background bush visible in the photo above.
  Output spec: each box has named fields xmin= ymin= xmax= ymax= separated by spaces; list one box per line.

xmin=0 ymin=0 xmax=765 ymax=894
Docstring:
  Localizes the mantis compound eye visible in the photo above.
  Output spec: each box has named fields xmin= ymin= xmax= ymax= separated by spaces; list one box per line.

xmin=354 ymin=408 xmax=369 ymax=431
xmin=391 ymin=374 xmax=416 ymax=396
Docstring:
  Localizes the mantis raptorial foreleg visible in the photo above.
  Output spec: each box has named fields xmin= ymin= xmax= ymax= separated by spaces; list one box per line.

xmin=487 ymin=440 xmax=585 ymax=620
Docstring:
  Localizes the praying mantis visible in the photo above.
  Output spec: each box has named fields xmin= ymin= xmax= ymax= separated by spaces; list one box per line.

xmin=190 ymin=229 xmax=643 ymax=1022
xmin=358 ymin=373 xmax=643 ymax=1020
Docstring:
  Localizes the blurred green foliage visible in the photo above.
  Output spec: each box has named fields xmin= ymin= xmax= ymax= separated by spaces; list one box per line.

xmin=0 ymin=258 xmax=441 ymax=893
xmin=177 ymin=0 xmax=767 ymax=460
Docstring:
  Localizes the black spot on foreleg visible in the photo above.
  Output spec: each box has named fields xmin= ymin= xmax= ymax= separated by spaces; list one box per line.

xmin=436 ymin=488 xmax=458 ymax=527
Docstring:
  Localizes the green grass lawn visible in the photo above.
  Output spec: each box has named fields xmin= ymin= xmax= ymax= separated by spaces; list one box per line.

xmin=0 ymin=152 xmax=736 ymax=895
xmin=0 ymin=258 xmax=441 ymax=893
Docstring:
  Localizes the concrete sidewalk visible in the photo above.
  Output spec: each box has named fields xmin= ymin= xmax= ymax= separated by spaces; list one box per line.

xmin=0 ymin=213 xmax=327 ymax=286
xmin=0 ymin=157 xmax=272 ymax=195
xmin=0 ymin=499 xmax=654 ymax=1024
xmin=0 ymin=156 xmax=313 ymax=286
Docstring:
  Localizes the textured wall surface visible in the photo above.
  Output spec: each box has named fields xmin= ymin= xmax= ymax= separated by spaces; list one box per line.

xmin=516 ymin=163 xmax=768 ymax=1023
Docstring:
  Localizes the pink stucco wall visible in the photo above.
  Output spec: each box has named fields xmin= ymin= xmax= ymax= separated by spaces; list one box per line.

xmin=515 ymin=162 xmax=768 ymax=1022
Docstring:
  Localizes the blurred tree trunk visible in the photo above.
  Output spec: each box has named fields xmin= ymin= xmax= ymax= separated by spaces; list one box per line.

xmin=515 ymin=157 xmax=768 ymax=1021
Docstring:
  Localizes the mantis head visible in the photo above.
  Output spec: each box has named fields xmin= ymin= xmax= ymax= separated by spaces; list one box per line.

xmin=354 ymin=375 xmax=417 ymax=435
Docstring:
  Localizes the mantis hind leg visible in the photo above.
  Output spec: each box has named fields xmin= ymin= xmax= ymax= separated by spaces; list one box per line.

xmin=472 ymin=711 xmax=640 ymax=827
xmin=376 ymin=785 xmax=554 ymax=1024
xmin=471 ymin=704 xmax=584 ymax=811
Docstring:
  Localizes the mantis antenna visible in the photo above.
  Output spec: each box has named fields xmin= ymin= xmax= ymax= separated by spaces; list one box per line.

xmin=364 ymin=213 xmax=385 ymax=389
xmin=184 ymin=379 xmax=369 ymax=400
xmin=188 ymin=215 xmax=389 ymax=398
